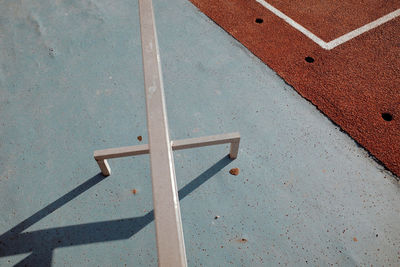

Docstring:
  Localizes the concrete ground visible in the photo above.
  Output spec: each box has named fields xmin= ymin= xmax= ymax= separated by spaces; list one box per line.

xmin=0 ymin=0 xmax=399 ymax=266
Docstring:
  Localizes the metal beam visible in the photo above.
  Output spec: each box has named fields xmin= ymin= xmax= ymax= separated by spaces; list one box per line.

xmin=138 ymin=0 xmax=187 ymax=266
xmin=94 ymin=144 xmax=150 ymax=160
xmin=172 ymin=132 xmax=240 ymax=159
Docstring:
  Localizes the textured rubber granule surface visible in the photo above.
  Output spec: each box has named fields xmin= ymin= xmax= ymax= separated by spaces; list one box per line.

xmin=189 ymin=0 xmax=400 ymax=177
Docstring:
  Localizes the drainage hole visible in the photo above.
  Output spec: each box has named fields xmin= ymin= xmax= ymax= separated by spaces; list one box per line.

xmin=382 ymin=113 xmax=393 ymax=121
xmin=305 ymin=56 xmax=314 ymax=63
xmin=255 ymin=18 xmax=263 ymax=24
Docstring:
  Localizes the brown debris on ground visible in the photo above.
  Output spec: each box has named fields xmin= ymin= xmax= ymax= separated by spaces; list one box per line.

xmin=229 ymin=168 xmax=240 ymax=175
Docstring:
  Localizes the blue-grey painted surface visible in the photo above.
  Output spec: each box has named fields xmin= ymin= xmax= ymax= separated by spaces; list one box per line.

xmin=0 ymin=0 xmax=399 ymax=266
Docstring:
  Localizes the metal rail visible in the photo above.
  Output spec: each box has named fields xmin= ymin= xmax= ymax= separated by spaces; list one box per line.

xmin=93 ymin=0 xmax=240 ymax=265
xmin=139 ymin=0 xmax=187 ymax=265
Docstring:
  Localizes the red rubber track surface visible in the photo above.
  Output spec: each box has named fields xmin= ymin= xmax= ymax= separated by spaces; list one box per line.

xmin=189 ymin=0 xmax=400 ymax=176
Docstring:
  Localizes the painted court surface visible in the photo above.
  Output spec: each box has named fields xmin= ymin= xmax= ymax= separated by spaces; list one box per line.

xmin=190 ymin=0 xmax=400 ymax=176
xmin=1 ymin=0 xmax=400 ymax=266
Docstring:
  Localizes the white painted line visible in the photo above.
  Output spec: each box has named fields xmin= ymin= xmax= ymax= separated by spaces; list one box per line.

xmin=255 ymin=0 xmax=329 ymax=49
xmin=326 ymin=9 xmax=400 ymax=49
xmin=255 ymin=0 xmax=400 ymax=50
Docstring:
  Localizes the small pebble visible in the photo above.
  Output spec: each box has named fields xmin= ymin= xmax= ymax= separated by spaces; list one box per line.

xmin=229 ymin=168 xmax=240 ymax=175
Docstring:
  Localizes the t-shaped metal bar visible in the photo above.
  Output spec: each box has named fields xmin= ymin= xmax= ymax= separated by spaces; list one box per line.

xmin=93 ymin=0 xmax=240 ymax=265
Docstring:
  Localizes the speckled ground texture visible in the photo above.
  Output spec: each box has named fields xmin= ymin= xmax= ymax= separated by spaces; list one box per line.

xmin=189 ymin=0 xmax=400 ymax=177
xmin=0 ymin=0 xmax=399 ymax=266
